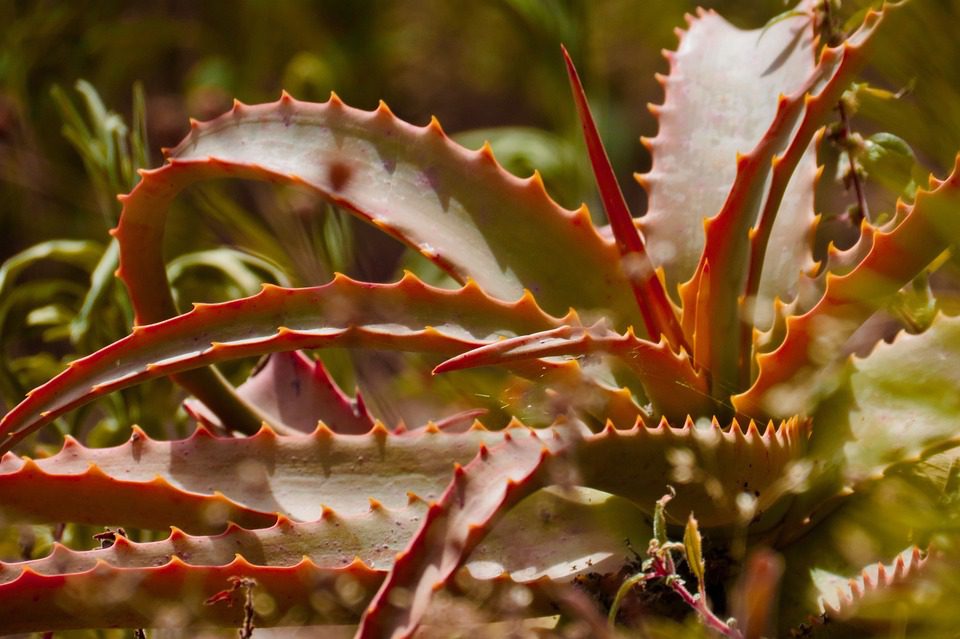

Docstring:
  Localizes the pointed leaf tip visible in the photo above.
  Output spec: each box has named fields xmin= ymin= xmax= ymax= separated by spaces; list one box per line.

xmin=562 ymin=46 xmax=687 ymax=353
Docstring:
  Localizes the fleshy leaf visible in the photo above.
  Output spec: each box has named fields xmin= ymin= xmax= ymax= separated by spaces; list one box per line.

xmin=0 ymin=417 xmax=806 ymax=533
xmin=737 ymin=4 xmax=900 ymax=389
xmin=0 ymin=555 xmax=384 ymax=633
xmin=677 ymin=3 xmax=897 ymax=400
xmin=0 ymin=273 xmax=599 ymax=451
xmin=433 ymin=323 xmax=713 ymax=422
xmin=112 ymin=92 xmax=638 ymax=435
xmin=139 ymin=94 xmax=632 ymax=320
xmin=185 ymin=350 xmax=376 ymax=435
xmin=358 ymin=418 xmax=808 ymax=637
xmin=0 ymin=423 xmax=515 ymax=526
xmin=816 ymin=547 xmax=926 ymax=622
xmin=0 ymin=460 xmax=650 ymax=632
xmin=562 ymin=46 xmax=686 ymax=352
xmin=638 ymin=5 xmax=815 ymax=305
xmin=738 ymin=156 xmax=960 ymax=418
xmin=357 ymin=422 xmax=566 ymax=639
xmin=820 ymin=313 xmax=960 ymax=478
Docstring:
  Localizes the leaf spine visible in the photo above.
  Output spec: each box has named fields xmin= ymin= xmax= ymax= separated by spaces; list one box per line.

xmin=427 ymin=115 xmax=445 ymax=136
xmin=478 ymin=141 xmax=496 ymax=163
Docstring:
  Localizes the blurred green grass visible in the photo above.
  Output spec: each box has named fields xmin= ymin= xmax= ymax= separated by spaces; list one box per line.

xmin=7 ymin=0 xmax=926 ymax=259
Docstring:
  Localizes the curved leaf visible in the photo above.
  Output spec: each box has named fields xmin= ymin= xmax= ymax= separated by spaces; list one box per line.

xmin=185 ymin=350 xmax=375 ymax=435
xmin=737 ymin=156 xmax=960 ymax=418
xmin=358 ymin=418 xmax=809 ymax=637
xmin=638 ymin=6 xmax=815 ymax=302
xmin=0 ymin=273 xmax=585 ymax=451
xmin=0 ymin=483 xmax=646 ymax=633
xmin=0 ymin=555 xmax=385 ymax=633
xmin=0 ymin=423 xmax=515 ymax=526
xmin=738 ymin=4 xmax=901 ymax=389
xmin=822 ymin=313 xmax=960 ymax=478
xmin=434 ymin=323 xmax=713 ymax=421
xmin=358 ymin=421 xmax=564 ymax=639
xmin=110 ymin=92 xmax=640 ymax=435
xmin=1 ymin=414 xmax=806 ymax=536
xmin=117 ymin=93 xmax=635 ymax=327
xmin=676 ymin=4 xmax=897 ymax=400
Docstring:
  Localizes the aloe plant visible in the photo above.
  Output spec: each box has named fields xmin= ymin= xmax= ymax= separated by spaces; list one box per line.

xmin=2 ymin=1 xmax=959 ymax=636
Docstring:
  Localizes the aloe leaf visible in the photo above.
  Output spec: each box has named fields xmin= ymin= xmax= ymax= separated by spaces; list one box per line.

xmin=357 ymin=423 xmax=565 ymax=639
xmin=737 ymin=157 xmax=960 ymax=418
xmin=776 ymin=467 xmax=940 ymax=632
xmin=815 ymin=547 xmax=926 ymax=625
xmin=117 ymin=93 xmax=635 ymax=327
xmin=111 ymin=92 xmax=637 ymax=435
xmin=0 ymin=422 xmax=516 ymax=528
xmin=0 ymin=273 xmax=572 ymax=451
xmin=1 ymin=413 xmax=805 ymax=537
xmin=638 ymin=5 xmax=816 ymax=302
xmin=0 ymin=488 xmax=645 ymax=632
xmin=0 ymin=555 xmax=385 ymax=633
xmin=185 ymin=350 xmax=375 ymax=435
xmin=562 ymin=46 xmax=686 ymax=352
xmin=0 ymin=554 xmax=564 ymax=635
xmin=678 ymin=4 xmax=898 ymax=401
xmin=738 ymin=5 xmax=902 ymax=389
xmin=820 ymin=313 xmax=960 ymax=478
xmin=434 ymin=323 xmax=713 ymax=421
xmin=358 ymin=418 xmax=808 ymax=637
xmin=0 ymin=441 xmax=279 ymax=533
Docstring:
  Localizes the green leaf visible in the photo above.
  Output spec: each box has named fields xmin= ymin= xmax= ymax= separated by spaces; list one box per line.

xmin=825 ymin=313 xmax=960 ymax=477
xmin=653 ymin=489 xmax=672 ymax=547
xmin=608 ymin=572 xmax=647 ymax=627
xmin=683 ymin=513 xmax=705 ymax=597
xmin=860 ymin=132 xmax=922 ymax=199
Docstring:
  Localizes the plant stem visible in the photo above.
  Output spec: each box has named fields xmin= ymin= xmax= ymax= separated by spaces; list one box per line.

xmin=651 ymin=554 xmax=743 ymax=639
xmin=837 ymin=100 xmax=870 ymax=225
xmin=820 ymin=0 xmax=870 ymax=225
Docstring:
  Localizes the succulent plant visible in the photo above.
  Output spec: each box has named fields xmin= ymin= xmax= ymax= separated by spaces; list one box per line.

xmin=3 ymin=1 xmax=960 ymax=637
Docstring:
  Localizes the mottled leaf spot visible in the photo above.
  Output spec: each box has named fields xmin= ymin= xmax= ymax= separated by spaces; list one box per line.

xmin=328 ymin=161 xmax=352 ymax=191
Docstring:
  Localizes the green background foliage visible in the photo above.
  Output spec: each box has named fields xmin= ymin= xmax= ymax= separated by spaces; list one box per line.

xmin=9 ymin=0 xmax=957 ymax=257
